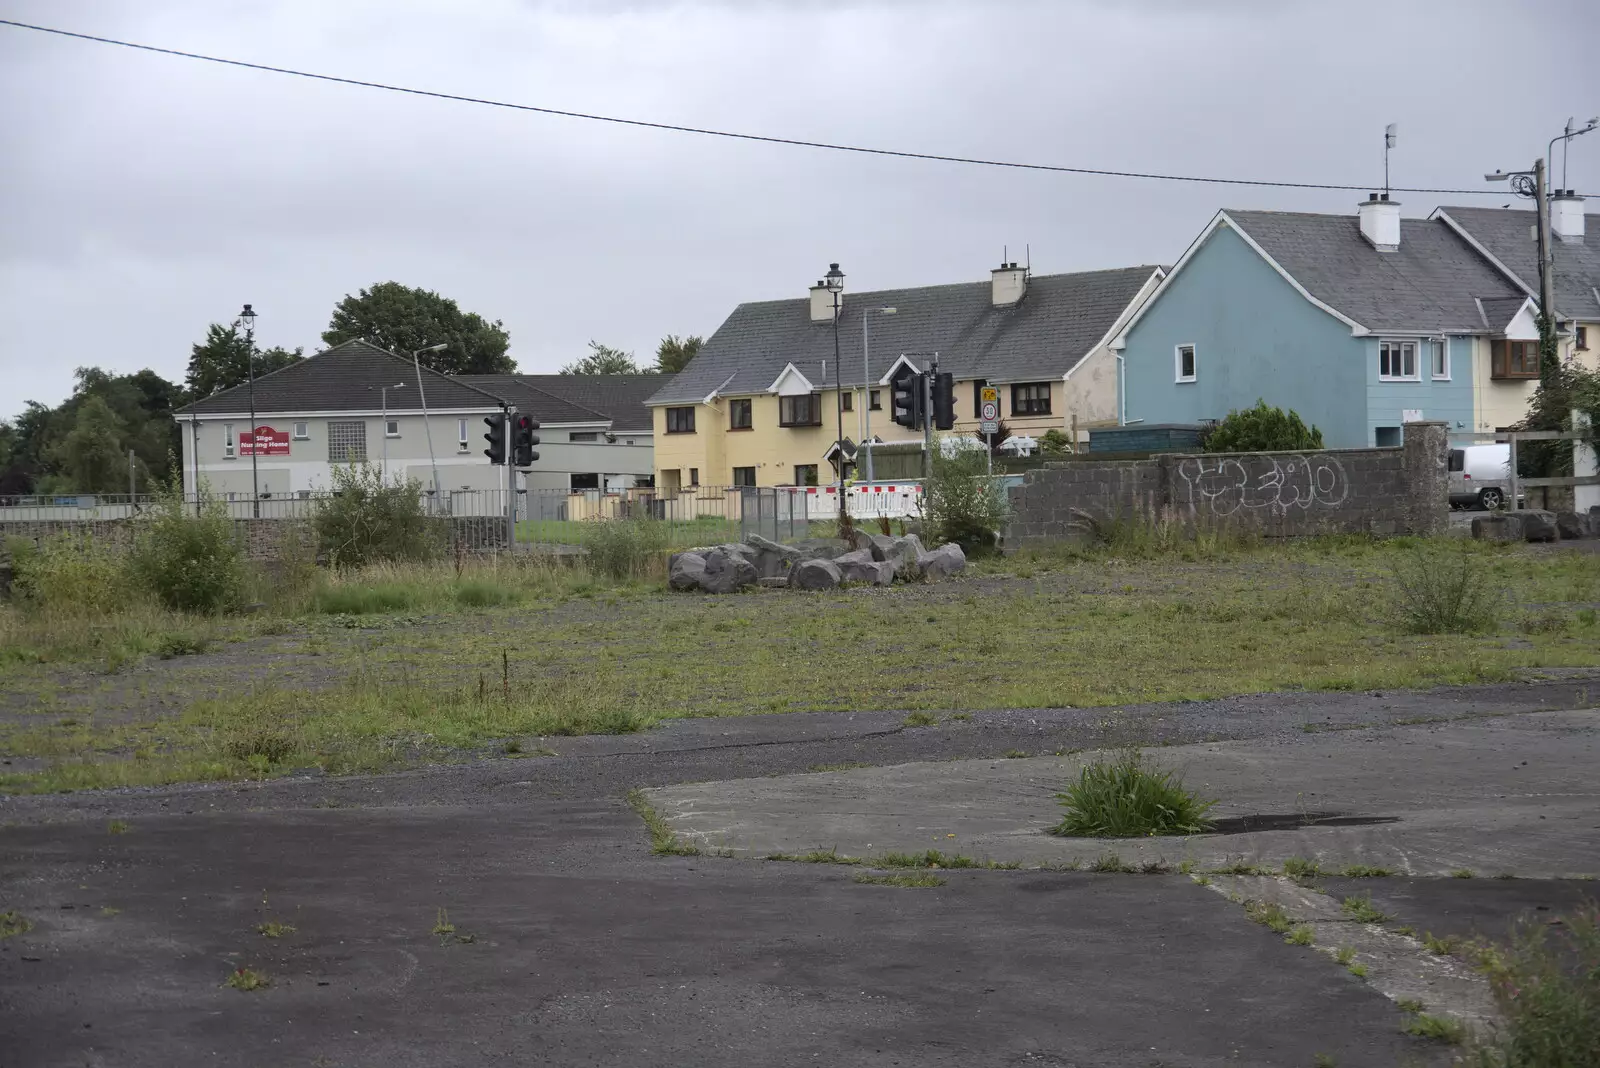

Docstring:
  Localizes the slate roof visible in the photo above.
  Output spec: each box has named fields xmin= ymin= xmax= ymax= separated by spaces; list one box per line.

xmin=1434 ymin=205 xmax=1600 ymax=320
xmin=516 ymin=374 xmax=670 ymax=431
xmin=1222 ymin=210 xmax=1524 ymax=334
xmin=1477 ymin=296 xmax=1531 ymax=331
xmin=646 ymin=266 xmax=1161 ymax=407
xmin=176 ymin=340 xmax=507 ymax=416
xmin=456 ymin=376 xmax=610 ymax=426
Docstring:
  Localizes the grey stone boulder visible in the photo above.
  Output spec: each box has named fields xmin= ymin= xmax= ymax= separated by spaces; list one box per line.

xmin=1470 ymin=514 xmax=1523 ymax=542
xmin=698 ymin=548 xmax=758 ymax=593
xmin=737 ymin=535 xmax=798 ymax=578
xmin=668 ymin=551 xmax=707 ymax=591
xmin=916 ymin=542 xmax=967 ymax=580
xmin=1520 ymin=510 xmax=1559 ymax=542
xmin=1555 ymin=511 xmax=1591 ymax=540
xmin=789 ymin=558 xmax=843 ymax=591
xmin=879 ymin=534 xmax=927 ymax=580
xmin=861 ymin=533 xmax=897 ymax=562
xmin=789 ymin=537 xmax=851 ymax=562
xmin=833 ymin=548 xmax=894 ymax=586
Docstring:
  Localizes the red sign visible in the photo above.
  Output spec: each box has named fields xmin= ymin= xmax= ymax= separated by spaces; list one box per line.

xmin=240 ymin=425 xmax=290 ymax=456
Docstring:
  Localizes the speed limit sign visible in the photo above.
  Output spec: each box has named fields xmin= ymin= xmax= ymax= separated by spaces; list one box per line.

xmin=979 ymin=386 xmax=1000 ymax=434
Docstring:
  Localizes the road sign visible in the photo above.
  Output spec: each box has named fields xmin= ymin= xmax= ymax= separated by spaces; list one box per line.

xmin=979 ymin=386 xmax=1000 ymax=435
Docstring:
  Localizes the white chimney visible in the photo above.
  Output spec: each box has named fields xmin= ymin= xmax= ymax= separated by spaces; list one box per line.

xmin=1358 ymin=193 xmax=1401 ymax=251
xmin=809 ymin=262 xmax=844 ymax=323
xmin=1551 ymin=191 xmax=1586 ymax=243
xmin=991 ymin=262 xmax=1028 ymax=307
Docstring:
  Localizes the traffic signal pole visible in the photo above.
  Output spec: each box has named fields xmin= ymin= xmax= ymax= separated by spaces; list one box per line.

xmin=505 ymin=408 xmax=515 ymax=551
xmin=922 ymin=353 xmax=938 ymax=482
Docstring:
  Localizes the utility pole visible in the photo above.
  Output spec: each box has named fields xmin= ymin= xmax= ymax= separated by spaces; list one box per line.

xmin=128 ymin=449 xmax=136 ymax=500
xmin=238 ymin=304 xmax=259 ymax=518
xmin=1532 ymin=156 xmax=1559 ymax=385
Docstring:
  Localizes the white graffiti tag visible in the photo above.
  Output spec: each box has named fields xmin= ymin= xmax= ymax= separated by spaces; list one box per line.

xmin=1175 ymin=455 xmax=1349 ymax=516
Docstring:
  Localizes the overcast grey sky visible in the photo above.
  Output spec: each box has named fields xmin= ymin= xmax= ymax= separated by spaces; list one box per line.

xmin=2 ymin=0 xmax=1596 ymax=419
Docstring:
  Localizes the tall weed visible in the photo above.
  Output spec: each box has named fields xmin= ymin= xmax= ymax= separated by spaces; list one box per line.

xmin=583 ymin=518 xmax=669 ymax=580
xmin=1392 ymin=546 xmax=1500 ymax=634
xmin=127 ymin=485 xmax=246 ymax=613
xmin=314 ymin=465 xmax=442 ymax=568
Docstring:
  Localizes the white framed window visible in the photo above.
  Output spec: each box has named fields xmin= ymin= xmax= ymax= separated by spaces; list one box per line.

xmin=457 ymin=418 xmax=469 ymax=451
xmin=1429 ymin=339 xmax=1449 ymax=380
xmin=223 ymin=422 xmax=236 ymax=458
xmin=1175 ymin=344 xmax=1197 ymax=382
xmin=292 ymin=421 xmax=310 ymax=440
xmin=385 ymin=419 xmax=400 ymax=438
xmin=1379 ymin=340 xmax=1419 ymax=381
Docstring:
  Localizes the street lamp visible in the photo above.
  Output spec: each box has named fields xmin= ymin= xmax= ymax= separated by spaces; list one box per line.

xmin=824 ymin=263 xmax=847 ymax=525
xmin=861 ymin=306 xmax=897 ymax=483
xmin=370 ymin=382 xmax=407 ymax=478
xmin=237 ymin=303 xmax=259 ymax=518
xmin=410 ymin=342 xmax=449 ymax=507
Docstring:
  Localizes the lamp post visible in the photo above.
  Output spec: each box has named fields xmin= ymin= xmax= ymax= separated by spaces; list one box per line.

xmin=238 ymin=303 xmax=259 ymax=518
xmin=410 ymin=343 xmax=449 ymax=508
xmin=824 ymin=263 xmax=846 ymax=525
xmin=861 ymin=306 xmax=897 ymax=483
xmin=371 ymin=382 xmax=407 ymax=479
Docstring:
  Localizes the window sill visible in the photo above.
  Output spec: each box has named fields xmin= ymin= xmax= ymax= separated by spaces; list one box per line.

xmin=1490 ymin=374 xmax=1539 ymax=382
xmin=727 ymin=426 xmax=754 ymax=432
xmin=665 ymin=430 xmax=696 ymax=435
xmin=779 ymin=423 xmax=823 ymax=429
xmin=1378 ymin=377 xmax=1422 ymax=383
xmin=1174 ymin=377 xmax=1196 ymax=385
xmin=1431 ymin=376 xmax=1452 ymax=382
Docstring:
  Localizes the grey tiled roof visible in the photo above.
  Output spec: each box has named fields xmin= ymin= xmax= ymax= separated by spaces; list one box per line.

xmin=516 ymin=374 xmax=671 ymax=431
xmin=1223 ymin=210 xmax=1523 ymax=334
xmin=456 ymin=376 xmax=609 ymax=426
xmin=176 ymin=340 xmax=507 ymax=416
xmin=1477 ymin=296 xmax=1530 ymax=331
xmin=1435 ymin=205 xmax=1600 ymax=319
xmin=646 ymin=266 xmax=1161 ymax=406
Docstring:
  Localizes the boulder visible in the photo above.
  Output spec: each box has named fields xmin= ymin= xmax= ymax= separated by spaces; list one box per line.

xmin=1520 ymin=510 xmax=1559 ymax=543
xmin=916 ymin=542 xmax=967 ymax=580
xmin=1555 ymin=511 xmax=1591 ymax=540
xmin=789 ymin=558 xmax=843 ymax=591
xmin=789 ymin=537 xmax=851 ymax=562
xmin=1470 ymin=514 xmax=1522 ymax=542
xmin=873 ymin=534 xmax=926 ymax=580
xmin=833 ymin=549 xmax=894 ymax=586
xmin=744 ymin=534 xmax=803 ymax=578
xmin=668 ymin=551 xmax=708 ymax=591
xmin=698 ymin=548 xmax=758 ymax=594
xmin=861 ymin=533 xmax=898 ymax=562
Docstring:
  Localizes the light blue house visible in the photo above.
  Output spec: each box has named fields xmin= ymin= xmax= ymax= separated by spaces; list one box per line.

xmin=1111 ymin=197 xmax=1537 ymax=448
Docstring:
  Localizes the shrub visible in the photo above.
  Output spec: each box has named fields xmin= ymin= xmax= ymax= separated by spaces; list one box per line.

xmin=1391 ymin=546 xmax=1499 ymax=634
xmin=582 ymin=518 xmax=668 ymax=580
xmin=1052 ymin=748 xmax=1215 ymax=837
xmin=1039 ymin=428 xmax=1073 ymax=455
xmin=922 ymin=448 xmax=1008 ymax=557
xmin=127 ymin=484 xmax=247 ymax=614
xmin=1203 ymin=400 xmax=1325 ymax=453
xmin=1468 ymin=902 xmax=1600 ymax=1067
xmin=11 ymin=533 xmax=133 ymax=613
xmin=313 ymin=465 xmax=442 ymax=568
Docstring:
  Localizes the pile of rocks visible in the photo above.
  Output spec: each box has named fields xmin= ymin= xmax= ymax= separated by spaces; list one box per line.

xmin=1471 ymin=506 xmax=1599 ymax=543
xmin=668 ymin=532 xmax=965 ymax=594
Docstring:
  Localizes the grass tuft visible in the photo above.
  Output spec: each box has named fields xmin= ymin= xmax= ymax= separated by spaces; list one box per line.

xmin=625 ymin=789 xmax=702 ymax=857
xmin=224 ymin=967 xmax=268 ymax=991
xmin=1421 ymin=931 xmax=1460 ymax=956
xmin=1341 ymin=894 xmax=1388 ymax=924
xmin=1051 ymin=748 xmax=1214 ymax=838
xmin=1283 ymin=856 xmax=1322 ymax=878
xmin=107 ymin=819 xmax=129 ymax=835
xmin=1284 ymin=924 xmax=1314 ymax=946
xmin=256 ymin=920 xmax=296 ymax=939
xmin=1402 ymin=1014 xmax=1466 ymax=1044
xmin=901 ymin=711 xmax=939 ymax=728
xmin=0 ymin=911 xmax=33 ymax=939
xmin=1390 ymin=547 xmax=1500 ymax=635
xmin=853 ymin=871 xmax=945 ymax=888
xmin=1340 ymin=864 xmax=1394 ymax=878
xmin=1245 ymin=900 xmax=1294 ymax=934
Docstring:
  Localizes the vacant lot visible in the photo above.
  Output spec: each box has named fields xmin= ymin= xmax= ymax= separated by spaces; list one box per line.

xmin=1 ymin=537 xmax=1597 ymax=794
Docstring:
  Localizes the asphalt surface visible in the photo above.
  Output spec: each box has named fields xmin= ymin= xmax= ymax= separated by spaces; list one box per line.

xmin=4 ymin=677 xmax=1598 ymax=1067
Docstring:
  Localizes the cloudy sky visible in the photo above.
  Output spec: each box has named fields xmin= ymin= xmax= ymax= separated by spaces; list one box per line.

xmin=2 ymin=0 xmax=1596 ymax=419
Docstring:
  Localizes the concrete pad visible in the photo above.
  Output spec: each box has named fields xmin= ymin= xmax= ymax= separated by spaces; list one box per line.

xmin=647 ymin=710 xmax=1600 ymax=877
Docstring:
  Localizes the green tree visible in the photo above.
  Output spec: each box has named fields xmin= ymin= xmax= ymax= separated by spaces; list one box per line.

xmin=653 ymin=334 xmax=703 ymax=374
xmin=186 ymin=323 xmax=302 ymax=399
xmin=562 ymin=341 xmax=642 ymax=375
xmin=1039 ymin=429 xmax=1073 ymax=455
xmin=322 ymin=281 xmax=513 ymax=374
xmin=1202 ymin=400 xmax=1324 ymax=453
xmin=46 ymin=395 xmax=130 ymax=493
xmin=1513 ymin=361 xmax=1600 ymax=479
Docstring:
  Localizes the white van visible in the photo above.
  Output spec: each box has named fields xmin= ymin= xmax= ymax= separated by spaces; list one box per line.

xmin=1447 ymin=444 xmax=1513 ymax=509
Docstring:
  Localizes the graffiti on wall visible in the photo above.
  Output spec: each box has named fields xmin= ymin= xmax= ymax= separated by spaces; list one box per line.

xmin=1174 ymin=455 xmax=1350 ymax=516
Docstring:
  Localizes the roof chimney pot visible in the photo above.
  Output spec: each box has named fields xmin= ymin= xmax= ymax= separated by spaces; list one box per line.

xmin=1358 ymin=194 xmax=1402 ymax=251
xmin=1551 ymin=191 xmax=1586 ymax=243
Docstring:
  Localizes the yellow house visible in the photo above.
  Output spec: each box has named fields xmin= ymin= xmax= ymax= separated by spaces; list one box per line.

xmin=646 ymin=261 xmax=1164 ymax=490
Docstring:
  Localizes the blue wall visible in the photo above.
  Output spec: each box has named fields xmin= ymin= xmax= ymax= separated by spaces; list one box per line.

xmin=1119 ymin=222 xmax=1370 ymax=448
xmin=1362 ymin=335 xmax=1475 ymax=443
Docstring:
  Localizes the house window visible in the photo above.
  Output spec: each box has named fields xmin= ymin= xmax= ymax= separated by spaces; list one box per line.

xmin=779 ymin=394 xmax=822 ymax=427
xmin=688 ymin=467 xmax=699 ymax=486
xmin=1430 ymin=339 xmax=1450 ymax=380
xmin=794 ymin=464 xmax=819 ymax=486
xmin=1490 ymin=340 xmax=1540 ymax=379
xmin=869 ymin=389 xmax=881 ymax=411
xmin=385 ymin=419 xmax=400 ymax=438
xmin=666 ymin=406 xmax=696 ymax=433
xmin=1577 ymin=326 xmax=1590 ymax=351
xmin=972 ymin=379 xmax=987 ymax=418
xmin=733 ymin=466 xmax=757 ymax=487
xmin=327 ymin=420 xmax=367 ymax=463
xmin=1379 ymin=340 xmax=1419 ymax=380
xmin=293 ymin=421 xmax=309 ymax=440
xmin=223 ymin=423 xmax=236 ymax=458
xmin=841 ymin=392 xmax=854 ymax=412
xmin=457 ymin=418 xmax=469 ymax=452
xmin=1175 ymin=344 xmax=1197 ymax=383
xmin=1011 ymin=382 xmax=1052 ymax=416
xmin=729 ymin=398 xmax=753 ymax=430
xmin=1375 ymin=427 xmax=1402 ymax=447
xmin=570 ymin=473 xmax=600 ymax=490
xmin=569 ymin=432 xmax=599 ymax=442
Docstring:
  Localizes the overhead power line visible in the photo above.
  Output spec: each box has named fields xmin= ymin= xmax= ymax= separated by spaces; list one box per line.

xmin=2 ymin=17 xmax=1590 ymax=198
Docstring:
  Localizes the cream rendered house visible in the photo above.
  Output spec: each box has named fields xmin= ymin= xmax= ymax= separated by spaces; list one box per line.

xmin=646 ymin=261 xmax=1163 ymax=490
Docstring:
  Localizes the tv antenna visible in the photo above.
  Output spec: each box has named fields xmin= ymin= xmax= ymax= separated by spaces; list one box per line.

xmin=1384 ymin=123 xmax=1397 ymax=196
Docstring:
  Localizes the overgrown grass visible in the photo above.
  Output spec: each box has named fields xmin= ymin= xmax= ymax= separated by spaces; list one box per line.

xmin=853 ymin=871 xmax=946 ymax=888
xmin=1341 ymin=894 xmax=1388 ymax=924
xmin=1051 ymin=748 xmax=1215 ymax=838
xmin=1391 ymin=546 xmax=1501 ymax=635
xmin=625 ymin=789 xmax=702 ymax=857
xmin=1470 ymin=901 xmax=1600 ymax=1066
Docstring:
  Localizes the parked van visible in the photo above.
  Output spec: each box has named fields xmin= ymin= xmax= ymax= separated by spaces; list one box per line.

xmin=1448 ymin=444 xmax=1513 ymax=509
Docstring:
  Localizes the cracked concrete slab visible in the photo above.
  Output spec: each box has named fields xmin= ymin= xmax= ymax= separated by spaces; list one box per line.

xmin=646 ymin=709 xmax=1600 ymax=877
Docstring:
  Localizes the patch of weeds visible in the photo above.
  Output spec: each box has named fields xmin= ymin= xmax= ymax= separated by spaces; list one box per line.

xmin=256 ymin=920 xmax=296 ymax=939
xmin=876 ymin=850 xmax=979 ymax=870
xmin=1392 ymin=925 xmax=1415 ymax=937
xmin=1245 ymin=900 xmax=1294 ymax=934
xmin=224 ymin=728 xmax=296 ymax=767
xmin=901 ymin=711 xmax=939 ymax=728
xmin=1334 ymin=946 xmax=1356 ymax=965
xmin=1474 ymin=902 xmax=1600 ymax=1066
xmin=1313 ymin=1054 xmax=1337 ymax=1068
xmin=1421 ymin=931 xmax=1460 ymax=956
xmin=1191 ymin=874 xmax=1212 ymax=886
xmin=1396 ymin=997 xmax=1425 ymax=1014
xmin=1390 ymin=547 xmax=1500 ymax=635
xmin=1003 ymin=749 xmax=1029 ymax=759
xmin=767 ymin=847 xmax=861 ymax=865
xmin=948 ymin=713 xmax=971 ymax=722
xmin=1283 ymin=856 xmax=1323 ymax=879
xmin=1450 ymin=868 xmax=1475 ymax=879
xmin=1341 ymin=894 xmax=1388 ymax=924
xmin=1341 ymin=864 xmax=1394 ymax=878
xmin=1402 ymin=1014 xmax=1466 ymax=1043
xmin=624 ymin=789 xmax=701 ymax=856
xmin=853 ymin=872 xmax=945 ymax=888
xmin=224 ymin=967 xmax=268 ymax=991
xmin=1348 ymin=962 xmax=1369 ymax=978
xmin=1211 ymin=860 xmax=1272 ymax=876
xmin=107 ymin=819 xmax=129 ymax=835
xmin=806 ymin=762 xmax=872 ymax=773
xmin=1051 ymin=748 xmax=1215 ymax=838
xmin=99 ymin=906 xmax=120 ymax=917
xmin=1284 ymin=924 xmax=1314 ymax=946
xmin=1089 ymin=853 xmax=1137 ymax=873
xmin=0 ymin=911 xmax=33 ymax=939
xmin=156 ymin=631 xmax=210 ymax=659
xmin=1178 ymin=859 xmax=1196 ymax=875
xmin=1519 ymin=611 xmax=1569 ymax=635
xmin=1139 ymin=859 xmax=1171 ymax=874
xmin=431 ymin=907 xmax=455 ymax=940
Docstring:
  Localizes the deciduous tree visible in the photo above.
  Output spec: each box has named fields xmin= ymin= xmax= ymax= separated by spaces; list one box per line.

xmin=322 ymin=281 xmax=513 ymax=374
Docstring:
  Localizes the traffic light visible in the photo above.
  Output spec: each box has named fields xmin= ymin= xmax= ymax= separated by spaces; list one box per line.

xmin=483 ymin=412 xmax=506 ymax=465
xmin=890 ymin=366 xmax=924 ymax=430
xmin=931 ymin=371 xmax=955 ymax=430
xmin=512 ymin=413 xmax=540 ymax=467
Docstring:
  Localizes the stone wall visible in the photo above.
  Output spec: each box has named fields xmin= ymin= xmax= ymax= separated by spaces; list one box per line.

xmin=1005 ymin=421 xmax=1449 ymax=546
